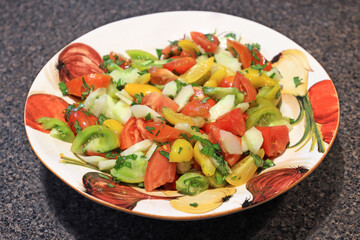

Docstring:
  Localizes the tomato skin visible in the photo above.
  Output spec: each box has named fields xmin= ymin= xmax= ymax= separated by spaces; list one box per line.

xmin=250 ymin=49 xmax=272 ymax=71
xmin=163 ymin=57 xmax=196 ymax=75
xmin=144 ymin=144 xmax=177 ymax=192
xmin=65 ymin=73 xmax=112 ymax=98
xmin=214 ymin=108 xmax=246 ymax=137
xmin=161 ymin=44 xmax=181 ymax=59
xmin=181 ymin=98 xmax=215 ymax=118
xmin=138 ymin=121 xmax=184 ymax=143
xmin=227 ymin=39 xmax=252 ymax=69
xmin=141 ymin=92 xmax=179 ymax=115
xmin=68 ymin=108 xmax=98 ymax=135
xmin=180 ymin=50 xmax=197 ymax=59
xmin=190 ymin=32 xmax=219 ymax=53
xmin=233 ymin=71 xmax=257 ymax=102
xmin=120 ymin=117 xmax=144 ymax=150
xmin=148 ymin=66 xmax=178 ymax=85
xmin=218 ymin=76 xmax=235 ymax=88
xmin=256 ymin=126 xmax=289 ymax=157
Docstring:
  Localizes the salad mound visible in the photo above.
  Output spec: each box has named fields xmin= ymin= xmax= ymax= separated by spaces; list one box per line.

xmin=41 ymin=31 xmax=291 ymax=196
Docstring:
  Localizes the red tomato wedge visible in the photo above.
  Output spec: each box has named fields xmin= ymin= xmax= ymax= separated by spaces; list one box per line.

xmin=109 ymin=51 xmax=130 ymax=69
xmin=233 ymin=71 xmax=257 ymax=102
xmin=190 ymin=32 xmax=219 ymax=53
xmin=249 ymin=48 xmax=272 ymax=71
xmin=181 ymin=98 xmax=215 ymax=118
xmin=214 ymin=108 xmax=246 ymax=137
xmin=25 ymin=94 xmax=69 ymax=133
xmin=227 ymin=39 xmax=252 ymax=69
xmin=161 ymin=43 xmax=181 ymax=59
xmin=163 ymin=57 xmax=196 ymax=75
xmin=144 ymin=144 xmax=177 ymax=192
xmin=180 ymin=50 xmax=197 ymax=59
xmin=219 ymin=75 xmax=235 ymax=88
xmin=67 ymin=107 xmax=98 ymax=135
xmin=65 ymin=73 xmax=111 ymax=98
xmin=256 ymin=126 xmax=289 ymax=157
xmin=138 ymin=121 xmax=183 ymax=142
xmin=141 ymin=92 xmax=179 ymax=115
xmin=120 ymin=117 xmax=144 ymax=150
xmin=148 ymin=66 xmax=178 ymax=85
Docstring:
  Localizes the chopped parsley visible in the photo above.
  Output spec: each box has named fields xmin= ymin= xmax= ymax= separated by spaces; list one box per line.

xmin=191 ymin=126 xmax=200 ymax=132
xmin=145 ymin=113 xmax=152 ymax=121
xmin=156 ymin=49 xmax=163 ymax=59
xmin=250 ymin=64 xmax=267 ymax=71
xmin=80 ymin=78 xmax=95 ymax=100
xmin=98 ymin=113 xmax=109 ymax=125
xmin=159 ymin=150 xmax=169 ymax=159
xmin=250 ymin=152 xmax=264 ymax=167
xmin=133 ymin=92 xmax=145 ymax=105
xmin=74 ymin=121 xmax=82 ymax=134
xmin=189 ymin=202 xmax=198 ymax=207
xmin=263 ymin=159 xmax=276 ymax=169
xmin=201 ymin=97 xmax=210 ymax=103
xmin=175 ymin=79 xmax=187 ymax=93
xmin=178 ymin=147 xmax=183 ymax=154
xmin=114 ymin=154 xmax=137 ymax=170
xmin=224 ymin=32 xmax=236 ymax=40
xmin=107 ymin=183 xmax=115 ymax=188
xmin=204 ymin=33 xmax=215 ymax=42
xmin=145 ymin=126 xmax=155 ymax=134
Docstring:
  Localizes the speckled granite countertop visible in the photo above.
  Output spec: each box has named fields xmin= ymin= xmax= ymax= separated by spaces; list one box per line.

xmin=1 ymin=0 xmax=359 ymax=239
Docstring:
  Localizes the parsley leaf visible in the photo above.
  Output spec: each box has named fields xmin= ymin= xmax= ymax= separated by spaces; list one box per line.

xmin=201 ymin=97 xmax=210 ymax=104
xmin=145 ymin=113 xmax=152 ymax=121
xmin=263 ymin=159 xmax=276 ymax=169
xmin=293 ymin=76 xmax=302 ymax=87
xmin=98 ymin=113 xmax=109 ymax=125
xmin=159 ymin=150 xmax=169 ymax=159
xmin=74 ymin=120 xmax=82 ymax=134
xmin=156 ymin=49 xmax=163 ymax=59
xmin=224 ymin=32 xmax=236 ymax=40
xmin=58 ymin=81 xmax=68 ymax=96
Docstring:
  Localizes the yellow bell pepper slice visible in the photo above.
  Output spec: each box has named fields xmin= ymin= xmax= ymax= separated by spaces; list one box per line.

xmin=162 ymin=107 xmax=205 ymax=127
xmin=102 ymin=119 xmax=123 ymax=147
xmin=179 ymin=57 xmax=214 ymax=84
xmin=193 ymin=141 xmax=216 ymax=176
xmin=178 ymin=39 xmax=200 ymax=55
xmin=124 ymin=83 xmax=161 ymax=97
xmin=169 ymin=139 xmax=194 ymax=163
xmin=225 ymin=149 xmax=265 ymax=186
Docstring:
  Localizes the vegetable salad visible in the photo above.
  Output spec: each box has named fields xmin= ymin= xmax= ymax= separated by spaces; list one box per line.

xmin=40 ymin=31 xmax=291 ymax=196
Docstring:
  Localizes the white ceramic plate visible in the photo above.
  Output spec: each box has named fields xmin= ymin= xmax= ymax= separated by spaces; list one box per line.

xmin=25 ymin=11 xmax=339 ymax=220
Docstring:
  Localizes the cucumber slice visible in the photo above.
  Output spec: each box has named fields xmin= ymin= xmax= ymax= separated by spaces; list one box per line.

xmin=174 ymin=84 xmax=194 ymax=111
xmin=120 ymin=139 xmax=153 ymax=157
xmin=219 ymin=130 xmax=242 ymax=154
xmin=209 ymin=94 xmax=235 ymax=121
xmin=107 ymin=100 xmax=132 ymax=125
xmin=130 ymin=105 xmax=162 ymax=122
xmin=263 ymin=67 xmax=283 ymax=81
xmin=162 ymin=80 xmax=177 ymax=98
xmin=214 ymin=51 xmax=241 ymax=72
xmin=110 ymin=68 xmax=140 ymax=85
xmin=235 ymin=102 xmax=250 ymax=112
xmin=243 ymin=127 xmax=263 ymax=154
xmin=98 ymin=160 xmax=116 ymax=171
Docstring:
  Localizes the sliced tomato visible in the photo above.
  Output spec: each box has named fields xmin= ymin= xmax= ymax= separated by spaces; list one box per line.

xmin=181 ymin=98 xmax=215 ymax=118
xmin=256 ymin=126 xmax=289 ymax=157
xmin=148 ymin=66 xmax=178 ymax=85
xmin=67 ymin=107 xmax=98 ymax=135
xmin=109 ymin=51 xmax=130 ymax=69
xmin=161 ymin=43 xmax=181 ymax=59
xmin=190 ymin=32 xmax=219 ymax=53
xmin=207 ymin=125 xmax=241 ymax=167
xmin=227 ymin=39 xmax=252 ymax=69
xmin=65 ymin=73 xmax=111 ymax=98
xmin=144 ymin=144 xmax=177 ymax=192
xmin=218 ymin=75 xmax=235 ymax=88
xmin=214 ymin=108 xmax=246 ymax=137
xmin=163 ymin=57 xmax=196 ymax=75
xmin=120 ymin=117 xmax=144 ymax=150
xmin=180 ymin=50 xmax=197 ymax=59
xmin=141 ymin=92 xmax=179 ymax=115
xmin=233 ymin=71 xmax=257 ymax=102
xmin=138 ymin=121 xmax=184 ymax=143
xmin=248 ymin=48 xmax=272 ymax=71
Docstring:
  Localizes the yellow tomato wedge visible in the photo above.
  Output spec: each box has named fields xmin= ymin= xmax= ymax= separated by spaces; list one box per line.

xmin=136 ymin=73 xmax=151 ymax=84
xmin=241 ymin=68 xmax=277 ymax=87
xmin=169 ymin=139 xmax=193 ymax=163
xmin=179 ymin=57 xmax=214 ymax=84
xmin=203 ymin=66 xmax=227 ymax=87
xmin=162 ymin=107 xmax=205 ymax=127
xmin=178 ymin=39 xmax=201 ymax=55
xmin=193 ymin=141 xmax=216 ymax=176
xmin=124 ymin=83 xmax=161 ymax=97
xmin=102 ymin=119 xmax=123 ymax=147
xmin=225 ymin=149 xmax=265 ymax=186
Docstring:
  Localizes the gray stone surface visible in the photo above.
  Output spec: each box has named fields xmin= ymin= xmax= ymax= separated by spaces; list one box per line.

xmin=1 ymin=0 xmax=359 ymax=239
